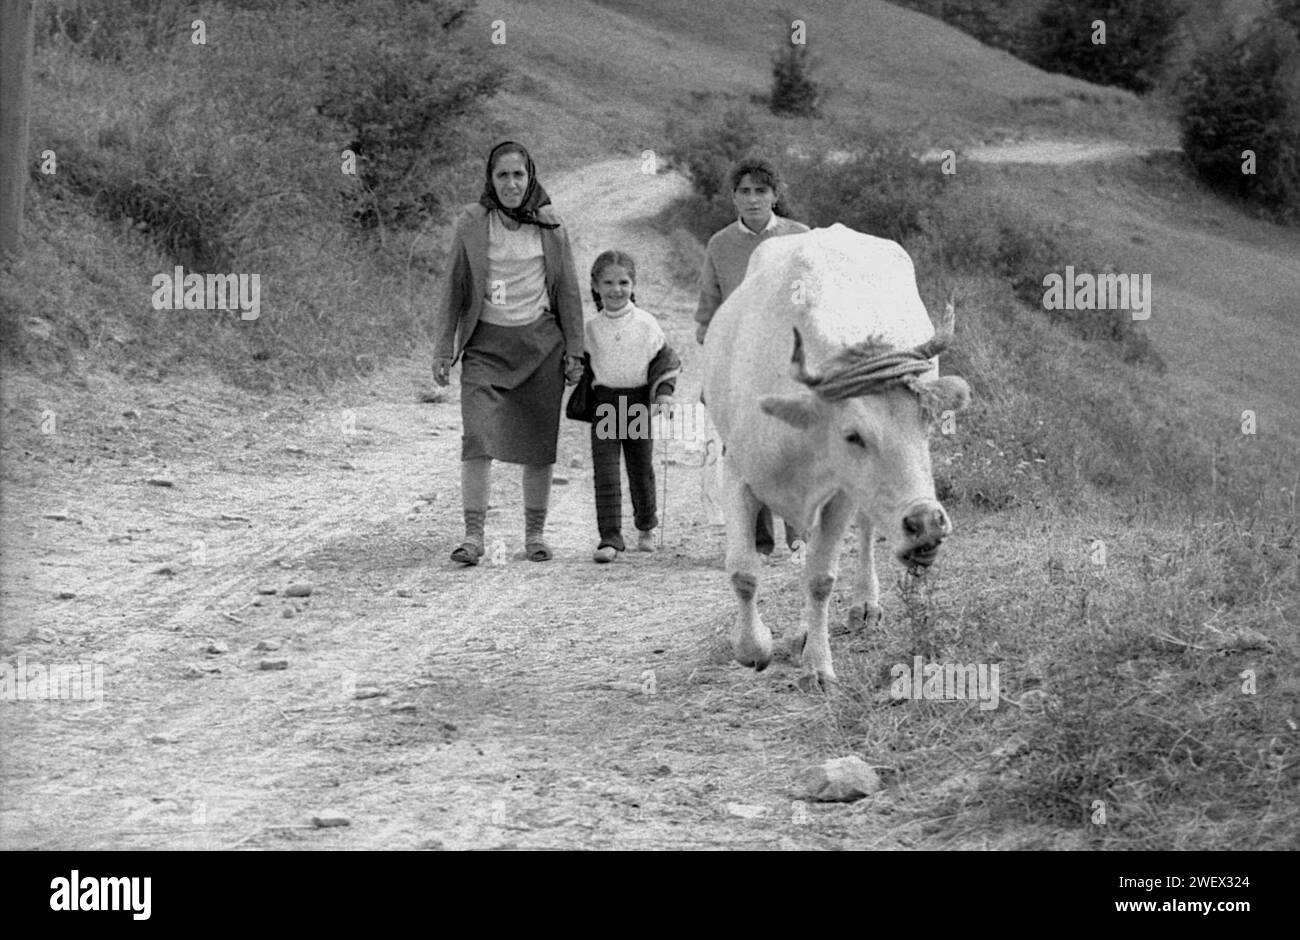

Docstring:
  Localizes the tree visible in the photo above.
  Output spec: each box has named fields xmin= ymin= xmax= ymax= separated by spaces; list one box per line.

xmin=1 ymin=0 xmax=36 ymax=260
xmin=1027 ymin=0 xmax=1185 ymax=93
xmin=770 ymin=41 xmax=822 ymax=117
xmin=1178 ymin=2 xmax=1300 ymax=221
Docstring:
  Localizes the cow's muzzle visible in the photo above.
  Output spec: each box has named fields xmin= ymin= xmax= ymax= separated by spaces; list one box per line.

xmin=898 ymin=501 xmax=951 ymax=567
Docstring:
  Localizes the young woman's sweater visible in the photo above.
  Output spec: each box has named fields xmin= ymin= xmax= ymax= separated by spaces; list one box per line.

xmin=694 ymin=215 xmax=810 ymax=340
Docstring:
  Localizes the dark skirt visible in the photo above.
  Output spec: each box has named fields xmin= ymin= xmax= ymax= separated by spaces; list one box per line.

xmin=460 ymin=314 xmax=565 ymax=465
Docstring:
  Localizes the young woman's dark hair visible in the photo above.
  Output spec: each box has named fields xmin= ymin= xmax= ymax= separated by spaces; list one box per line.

xmin=729 ymin=156 xmax=787 ymax=214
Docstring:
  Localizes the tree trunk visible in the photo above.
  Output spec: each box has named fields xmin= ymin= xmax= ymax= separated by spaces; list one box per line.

xmin=0 ymin=0 xmax=36 ymax=261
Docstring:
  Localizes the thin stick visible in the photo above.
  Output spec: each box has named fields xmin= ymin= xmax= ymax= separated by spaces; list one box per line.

xmin=660 ymin=417 xmax=668 ymax=550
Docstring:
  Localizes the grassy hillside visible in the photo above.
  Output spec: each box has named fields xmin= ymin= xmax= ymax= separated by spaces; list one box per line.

xmin=978 ymin=154 xmax=1300 ymax=448
xmin=482 ymin=0 xmax=1175 ymax=158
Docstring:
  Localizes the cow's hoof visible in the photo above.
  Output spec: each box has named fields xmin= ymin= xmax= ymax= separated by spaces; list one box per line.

xmin=734 ymin=637 xmax=773 ymax=673
xmin=796 ymin=669 xmax=837 ymax=694
xmin=848 ymin=603 xmax=883 ymax=630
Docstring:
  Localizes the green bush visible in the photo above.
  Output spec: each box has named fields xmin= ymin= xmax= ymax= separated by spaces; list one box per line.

xmin=769 ymin=42 xmax=823 ymax=117
xmin=315 ymin=2 xmax=504 ymax=233
xmin=663 ymin=98 xmax=762 ymax=203
xmin=1178 ymin=3 xmax=1300 ymax=222
xmin=783 ymin=138 xmax=948 ymax=244
xmin=41 ymin=105 xmax=243 ymax=271
xmin=1026 ymin=0 xmax=1185 ymax=93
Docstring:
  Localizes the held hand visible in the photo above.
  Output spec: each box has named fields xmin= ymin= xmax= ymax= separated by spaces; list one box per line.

xmin=432 ymin=358 xmax=453 ymax=387
xmin=696 ymin=324 xmax=708 ymax=346
xmin=563 ymin=356 xmax=583 ymax=386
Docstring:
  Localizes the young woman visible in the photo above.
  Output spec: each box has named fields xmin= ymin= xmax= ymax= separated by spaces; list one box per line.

xmin=695 ymin=157 xmax=810 ymax=558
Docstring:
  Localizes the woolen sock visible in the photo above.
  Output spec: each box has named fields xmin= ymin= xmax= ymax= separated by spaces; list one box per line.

xmin=461 ymin=458 xmax=491 ymax=544
xmin=463 ymin=509 xmax=486 ymax=546
xmin=522 ymin=464 xmax=552 ymax=543
xmin=524 ymin=507 xmax=548 ymax=544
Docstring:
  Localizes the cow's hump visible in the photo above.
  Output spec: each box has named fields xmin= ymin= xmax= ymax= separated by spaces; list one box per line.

xmin=745 ymin=224 xmax=933 ymax=370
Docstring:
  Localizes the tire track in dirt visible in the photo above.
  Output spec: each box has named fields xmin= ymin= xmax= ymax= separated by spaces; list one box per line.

xmin=1 ymin=158 xmax=899 ymax=851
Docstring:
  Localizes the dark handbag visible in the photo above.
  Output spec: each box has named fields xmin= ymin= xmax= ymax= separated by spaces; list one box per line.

xmin=565 ymin=355 xmax=596 ymax=422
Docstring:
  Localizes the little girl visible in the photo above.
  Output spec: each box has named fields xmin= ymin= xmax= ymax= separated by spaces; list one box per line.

xmin=583 ymin=250 xmax=680 ymax=563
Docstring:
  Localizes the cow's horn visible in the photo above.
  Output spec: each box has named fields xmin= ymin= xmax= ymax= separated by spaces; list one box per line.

xmin=913 ymin=292 xmax=956 ymax=359
xmin=789 ymin=328 xmax=816 ymax=384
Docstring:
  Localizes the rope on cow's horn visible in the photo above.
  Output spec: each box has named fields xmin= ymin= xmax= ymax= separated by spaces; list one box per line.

xmin=793 ymin=330 xmax=953 ymax=402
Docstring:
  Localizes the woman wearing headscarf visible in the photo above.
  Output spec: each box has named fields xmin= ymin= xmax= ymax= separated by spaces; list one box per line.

xmin=432 ymin=141 xmax=584 ymax=564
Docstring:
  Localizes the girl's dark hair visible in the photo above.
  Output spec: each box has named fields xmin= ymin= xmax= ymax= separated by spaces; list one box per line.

xmin=729 ymin=156 xmax=788 ymax=215
xmin=590 ymin=249 xmax=638 ymax=311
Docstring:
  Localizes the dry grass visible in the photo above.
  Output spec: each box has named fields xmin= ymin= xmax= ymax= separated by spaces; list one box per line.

xmin=793 ymin=500 xmax=1300 ymax=849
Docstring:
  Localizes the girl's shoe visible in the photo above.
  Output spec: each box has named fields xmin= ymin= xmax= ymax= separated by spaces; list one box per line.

xmin=636 ymin=530 xmax=657 ymax=552
xmin=593 ymin=545 xmax=619 ymax=563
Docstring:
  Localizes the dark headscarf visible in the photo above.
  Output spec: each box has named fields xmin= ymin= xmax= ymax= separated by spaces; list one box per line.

xmin=479 ymin=140 xmax=560 ymax=229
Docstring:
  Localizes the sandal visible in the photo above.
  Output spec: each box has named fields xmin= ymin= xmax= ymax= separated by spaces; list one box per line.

xmin=450 ymin=541 xmax=483 ymax=566
xmin=525 ymin=539 xmax=552 ymax=562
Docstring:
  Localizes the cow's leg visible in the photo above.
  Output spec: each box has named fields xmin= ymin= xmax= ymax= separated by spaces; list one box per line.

xmin=796 ymin=492 xmax=854 ymax=692
xmin=723 ymin=465 xmax=770 ymax=671
xmin=847 ymin=509 xmax=883 ymax=630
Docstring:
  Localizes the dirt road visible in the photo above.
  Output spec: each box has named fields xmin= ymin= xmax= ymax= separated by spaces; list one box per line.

xmin=921 ymin=139 xmax=1178 ymax=166
xmin=0 ymin=159 xmax=897 ymax=850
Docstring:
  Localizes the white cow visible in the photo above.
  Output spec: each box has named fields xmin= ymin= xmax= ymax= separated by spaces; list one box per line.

xmin=702 ymin=224 xmax=970 ymax=691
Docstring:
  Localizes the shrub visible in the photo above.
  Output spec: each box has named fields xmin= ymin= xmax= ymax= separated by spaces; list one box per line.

xmin=1026 ymin=0 xmax=1186 ymax=93
xmin=314 ymin=2 xmax=504 ymax=233
xmin=1178 ymin=3 xmax=1300 ymax=222
xmin=784 ymin=137 xmax=948 ymax=244
xmin=769 ymin=41 xmax=823 ymax=117
xmin=42 ymin=109 xmax=242 ymax=271
xmin=663 ymin=98 xmax=762 ymax=203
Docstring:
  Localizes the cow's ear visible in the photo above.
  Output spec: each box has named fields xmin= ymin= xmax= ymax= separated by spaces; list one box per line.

xmin=759 ymin=392 xmax=821 ymax=428
xmin=932 ymin=375 xmax=970 ymax=413
xmin=914 ymin=374 xmax=971 ymax=419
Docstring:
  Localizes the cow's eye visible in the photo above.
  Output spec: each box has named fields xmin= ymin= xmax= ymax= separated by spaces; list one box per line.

xmin=845 ymin=431 xmax=868 ymax=448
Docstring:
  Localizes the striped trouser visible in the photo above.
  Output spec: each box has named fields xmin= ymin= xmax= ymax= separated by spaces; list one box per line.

xmin=590 ymin=384 xmax=658 ymax=551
